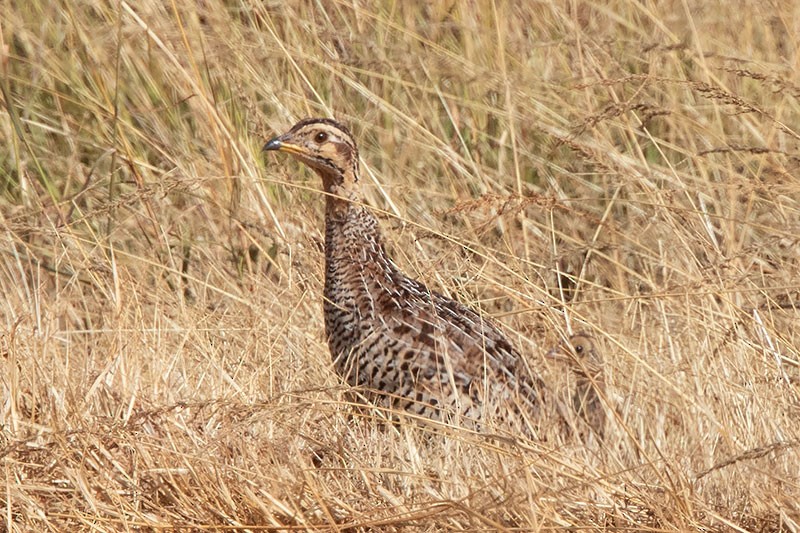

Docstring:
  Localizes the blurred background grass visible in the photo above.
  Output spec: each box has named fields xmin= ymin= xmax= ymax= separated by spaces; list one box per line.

xmin=1 ymin=1 xmax=799 ymax=530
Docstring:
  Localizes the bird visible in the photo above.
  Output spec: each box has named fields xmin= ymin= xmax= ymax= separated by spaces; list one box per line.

xmin=547 ymin=333 xmax=607 ymax=440
xmin=262 ymin=118 xmax=546 ymax=434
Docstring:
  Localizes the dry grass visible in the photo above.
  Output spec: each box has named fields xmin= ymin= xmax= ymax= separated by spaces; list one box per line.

xmin=1 ymin=0 xmax=799 ymax=530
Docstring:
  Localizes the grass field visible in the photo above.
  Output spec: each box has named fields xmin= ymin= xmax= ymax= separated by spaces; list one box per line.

xmin=2 ymin=1 xmax=799 ymax=530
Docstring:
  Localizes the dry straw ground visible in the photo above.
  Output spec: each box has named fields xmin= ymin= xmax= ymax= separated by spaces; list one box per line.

xmin=1 ymin=1 xmax=799 ymax=531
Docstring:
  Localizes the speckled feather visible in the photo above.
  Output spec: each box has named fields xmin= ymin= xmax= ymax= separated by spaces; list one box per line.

xmin=265 ymin=118 xmax=545 ymax=433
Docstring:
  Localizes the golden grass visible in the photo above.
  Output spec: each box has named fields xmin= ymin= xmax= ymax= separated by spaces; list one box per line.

xmin=1 ymin=0 xmax=799 ymax=530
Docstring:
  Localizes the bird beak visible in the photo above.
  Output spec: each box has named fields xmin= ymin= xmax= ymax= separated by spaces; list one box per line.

xmin=262 ymin=137 xmax=283 ymax=152
xmin=262 ymin=134 xmax=308 ymax=157
xmin=545 ymin=345 xmax=568 ymax=362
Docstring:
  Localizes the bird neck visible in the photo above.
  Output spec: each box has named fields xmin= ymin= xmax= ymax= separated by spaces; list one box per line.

xmin=316 ymin=165 xmax=400 ymax=296
xmin=315 ymin=167 xmax=361 ymax=220
xmin=321 ymin=180 xmax=399 ymax=292
xmin=575 ymin=363 xmax=605 ymax=389
xmin=323 ymin=195 xmax=385 ymax=261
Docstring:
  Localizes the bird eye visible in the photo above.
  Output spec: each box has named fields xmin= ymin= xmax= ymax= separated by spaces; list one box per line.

xmin=314 ymin=132 xmax=328 ymax=143
xmin=574 ymin=345 xmax=583 ymax=353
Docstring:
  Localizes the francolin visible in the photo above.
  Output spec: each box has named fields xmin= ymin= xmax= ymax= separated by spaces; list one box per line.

xmin=548 ymin=333 xmax=607 ymax=440
xmin=263 ymin=118 xmax=546 ymax=434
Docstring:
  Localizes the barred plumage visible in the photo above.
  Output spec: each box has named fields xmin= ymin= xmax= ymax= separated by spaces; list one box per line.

xmin=264 ymin=118 xmax=545 ymax=433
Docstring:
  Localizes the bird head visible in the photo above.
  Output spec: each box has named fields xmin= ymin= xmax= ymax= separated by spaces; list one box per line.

xmin=263 ymin=118 xmax=359 ymax=193
xmin=546 ymin=333 xmax=600 ymax=371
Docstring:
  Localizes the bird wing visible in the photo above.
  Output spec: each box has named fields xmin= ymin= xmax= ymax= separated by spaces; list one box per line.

xmin=378 ymin=276 xmax=544 ymax=420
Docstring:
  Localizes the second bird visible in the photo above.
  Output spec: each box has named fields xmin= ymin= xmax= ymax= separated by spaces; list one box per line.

xmin=263 ymin=118 xmax=545 ymax=435
xmin=548 ymin=334 xmax=607 ymax=441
